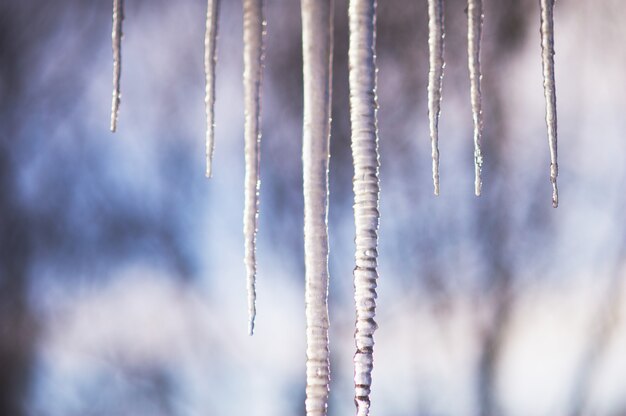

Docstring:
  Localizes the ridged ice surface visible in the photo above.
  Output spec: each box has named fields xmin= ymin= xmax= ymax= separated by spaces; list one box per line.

xmin=348 ymin=1 xmax=380 ymax=415
xmin=301 ymin=0 xmax=333 ymax=414
xmin=204 ymin=0 xmax=220 ymax=177
xmin=427 ymin=0 xmax=444 ymax=195
xmin=242 ymin=0 xmax=265 ymax=335
xmin=539 ymin=0 xmax=559 ymax=207
xmin=467 ymin=0 xmax=483 ymax=196
xmin=110 ymin=0 xmax=123 ymax=132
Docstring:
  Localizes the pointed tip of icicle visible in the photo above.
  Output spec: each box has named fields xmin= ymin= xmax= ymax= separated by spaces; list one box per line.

xmin=110 ymin=101 xmax=119 ymax=132
xmin=550 ymin=162 xmax=559 ymax=208
xmin=247 ymin=291 xmax=257 ymax=336
xmin=248 ymin=317 xmax=255 ymax=336
xmin=474 ymin=169 xmax=482 ymax=196
xmin=551 ymin=182 xmax=559 ymax=208
xmin=246 ymin=269 xmax=257 ymax=336
xmin=473 ymin=151 xmax=483 ymax=199
xmin=431 ymin=140 xmax=440 ymax=197
xmin=110 ymin=109 xmax=118 ymax=132
xmin=205 ymin=135 xmax=215 ymax=178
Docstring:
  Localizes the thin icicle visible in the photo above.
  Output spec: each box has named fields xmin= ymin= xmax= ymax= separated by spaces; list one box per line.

xmin=204 ymin=0 xmax=220 ymax=178
xmin=301 ymin=0 xmax=333 ymax=414
xmin=427 ymin=0 xmax=444 ymax=195
xmin=467 ymin=0 xmax=483 ymax=196
xmin=540 ymin=0 xmax=559 ymax=207
xmin=110 ymin=0 xmax=123 ymax=132
xmin=348 ymin=1 xmax=380 ymax=415
xmin=242 ymin=0 xmax=265 ymax=335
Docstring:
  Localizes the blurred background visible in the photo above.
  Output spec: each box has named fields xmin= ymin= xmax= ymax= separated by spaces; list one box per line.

xmin=1 ymin=0 xmax=625 ymax=415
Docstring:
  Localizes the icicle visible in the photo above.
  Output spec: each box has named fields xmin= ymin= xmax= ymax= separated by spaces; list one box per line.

xmin=242 ymin=0 xmax=265 ymax=335
xmin=427 ymin=0 xmax=444 ymax=195
xmin=301 ymin=0 xmax=333 ymax=414
xmin=204 ymin=0 xmax=220 ymax=177
xmin=467 ymin=0 xmax=483 ymax=196
xmin=540 ymin=0 xmax=559 ymax=207
xmin=348 ymin=0 xmax=380 ymax=415
xmin=110 ymin=0 xmax=123 ymax=132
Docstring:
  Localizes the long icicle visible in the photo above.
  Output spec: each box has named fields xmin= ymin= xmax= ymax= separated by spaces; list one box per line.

xmin=348 ymin=1 xmax=380 ymax=415
xmin=110 ymin=0 xmax=123 ymax=132
xmin=243 ymin=0 xmax=265 ymax=335
xmin=204 ymin=0 xmax=220 ymax=177
xmin=427 ymin=0 xmax=444 ymax=195
xmin=539 ymin=0 xmax=559 ymax=207
xmin=301 ymin=0 xmax=333 ymax=414
xmin=467 ymin=0 xmax=483 ymax=196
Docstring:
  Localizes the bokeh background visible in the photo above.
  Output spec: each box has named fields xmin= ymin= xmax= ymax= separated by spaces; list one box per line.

xmin=1 ymin=0 xmax=626 ymax=415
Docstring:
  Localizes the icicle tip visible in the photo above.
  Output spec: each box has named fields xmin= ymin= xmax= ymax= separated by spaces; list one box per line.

xmin=474 ymin=150 xmax=483 ymax=196
xmin=432 ymin=149 xmax=440 ymax=196
xmin=110 ymin=95 xmax=120 ymax=133
xmin=248 ymin=318 xmax=255 ymax=336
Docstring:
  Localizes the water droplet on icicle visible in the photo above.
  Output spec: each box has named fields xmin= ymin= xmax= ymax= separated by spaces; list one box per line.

xmin=467 ymin=0 xmax=484 ymax=196
xmin=301 ymin=0 xmax=333 ymax=414
xmin=540 ymin=0 xmax=559 ymax=207
xmin=427 ymin=0 xmax=444 ymax=195
xmin=204 ymin=0 xmax=220 ymax=177
xmin=110 ymin=0 xmax=123 ymax=132
xmin=242 ymin=0 xmax=265 ymax=335
xmin=348 ymin=0 xmax=381 ymax=415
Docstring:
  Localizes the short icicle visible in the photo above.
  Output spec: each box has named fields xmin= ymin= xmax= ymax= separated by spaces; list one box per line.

xmin=427 ymin=0 xmax=444 ymax=195
xmin=204 ymin=0 xmax=220 ymax=177
xmin=539 ymin=0 xmax=559 ymax=207
xmin=110 ymin=0 xmax=123 ymax=132
xmin=348 ymin=0 xmax=381 ymax=415
xmin=301 ymin=0 xmax=333 ymax=415
xmin=467 ymin=0 xmax=483 ymax=196
xmin=242 ymin=0 xmax=265 ymax=335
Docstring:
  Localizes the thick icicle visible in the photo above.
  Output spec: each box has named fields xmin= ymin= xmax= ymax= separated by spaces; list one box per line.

xmin=301 ymin=0 xmax=333 ymax=414
xmin=467 ymin=0 xmax=483 ymax=196
xmin=242 ymin=0 xmax=265 ymax=335
xmin=539 ymin=0 xmax=559 ymax=207
xmin=204 ymin=0 xmax=220 ymax=177
xmin=348 ymin=1 xmax=380 ymax=415
xmin=427 ymin=0 xmax=444 ymax=195
xmin=110 ymin=0 xmax=123 ymax=132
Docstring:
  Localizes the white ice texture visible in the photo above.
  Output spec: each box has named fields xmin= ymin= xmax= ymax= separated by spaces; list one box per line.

xmin=242 ymin=0 xmax=265 ymax=335
xmin=204 ymin=0 xmax=220 ymax=177
xmin=348 ymin=0 xmax=381 ymax=415
xmin=540 ymin=0 xmax=559 ymax=207
xmin=301 ymin=0 xmax=334 ymax=415
xmin=427 ymin=0 xmax=444 ymax=195
xmin=110 ymin=0 xmax=123 ymax=132
xmin=467 ymin=0 xmax=484 ymax=196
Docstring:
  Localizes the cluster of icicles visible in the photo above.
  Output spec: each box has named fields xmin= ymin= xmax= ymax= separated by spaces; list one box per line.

xmin=109 ymin=0 xmax=559 ymax=414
